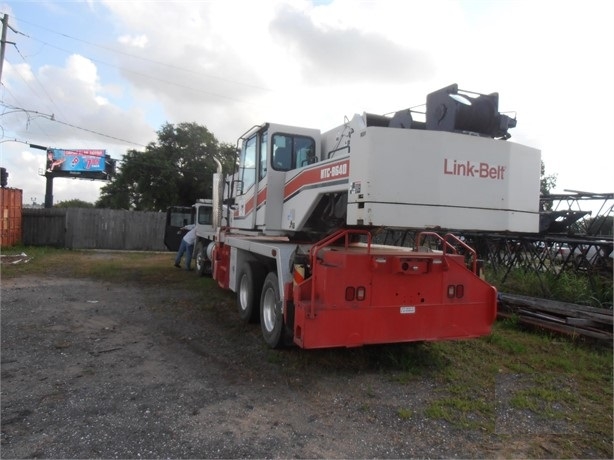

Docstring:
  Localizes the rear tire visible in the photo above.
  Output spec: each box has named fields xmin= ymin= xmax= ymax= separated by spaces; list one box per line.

xmin=195 ymin=241 xmax=211 ymax=277
xmin=260 ymin=272 xmax=285 ymax=348
xmin=237 ymin=262 xmax=264 ymax=323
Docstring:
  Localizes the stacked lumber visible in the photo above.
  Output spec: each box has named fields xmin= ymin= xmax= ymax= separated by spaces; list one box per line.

xmin=498 ymin=293 xmax=613 ymax=341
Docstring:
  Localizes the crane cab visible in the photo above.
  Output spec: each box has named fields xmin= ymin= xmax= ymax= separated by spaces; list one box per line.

xmin=231 ymin=123 xmax=322 ymax=234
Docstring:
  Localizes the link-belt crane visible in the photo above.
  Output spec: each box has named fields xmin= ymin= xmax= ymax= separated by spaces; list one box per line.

xmin=191 ymin=84 xmax=541 ymax=349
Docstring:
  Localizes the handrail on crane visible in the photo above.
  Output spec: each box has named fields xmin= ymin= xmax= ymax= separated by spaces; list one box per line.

xmin=309 ymin=228 xmax=372 ymax=259
xmin=415 ymin=231 xmax=478 ymax=274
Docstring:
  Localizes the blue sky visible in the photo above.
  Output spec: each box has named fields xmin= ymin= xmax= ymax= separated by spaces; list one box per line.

xmin=4 ymin=1 xmax=165 ymax=138
xmin=1 ymin=0 xmax=613 ymax=208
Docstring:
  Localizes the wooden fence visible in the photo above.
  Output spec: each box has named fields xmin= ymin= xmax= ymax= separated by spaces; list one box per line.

xmin=22 ymin=208 xmax=167 ymax=251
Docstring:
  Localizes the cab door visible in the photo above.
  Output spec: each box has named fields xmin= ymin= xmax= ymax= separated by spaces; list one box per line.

xmin=163 ymin=206 xmax=193 ymax=251
xmin=233 ymin=129 xmax=269 ymax=230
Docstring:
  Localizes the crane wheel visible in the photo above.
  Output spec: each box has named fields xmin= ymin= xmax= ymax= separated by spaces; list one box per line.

xmin=260 ymin=272 xmax=285 ymax=348
xmin=237 ymin=262 xmax=264 ymax=323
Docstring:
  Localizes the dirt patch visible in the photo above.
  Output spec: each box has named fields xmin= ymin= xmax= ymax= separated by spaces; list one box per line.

xmin=0 ymin=273 xmax=604 ymax=458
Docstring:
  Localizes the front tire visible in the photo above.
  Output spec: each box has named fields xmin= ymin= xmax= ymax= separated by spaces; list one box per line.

xmin=260 ymin=272 xmax=285 ymax=348
xmin=237 ymin=262 xmax=264 ymax=323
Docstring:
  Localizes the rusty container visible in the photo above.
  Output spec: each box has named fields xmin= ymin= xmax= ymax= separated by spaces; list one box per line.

xmin=1 ymin=188 xmax=23 ymax=248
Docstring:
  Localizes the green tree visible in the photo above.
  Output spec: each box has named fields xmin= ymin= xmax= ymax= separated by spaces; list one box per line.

xmin=540 ymin=160 xmax=557 ymax=211
xmin=97 ymin=122 xmax=236 ymax=210
xmin=540 ymin=160 xmax=557 ymax=195
xmin=55 ymin=199 xmax=95 ymax=208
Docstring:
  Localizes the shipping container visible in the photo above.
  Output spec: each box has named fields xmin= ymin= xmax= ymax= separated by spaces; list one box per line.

xmin=1 ymin=188 xmax=23 ymax=248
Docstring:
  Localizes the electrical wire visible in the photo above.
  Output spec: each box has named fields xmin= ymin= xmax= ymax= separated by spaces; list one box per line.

xmin=10 ymin=41 xmax=70 ymax=121
xmin=0 ymin=78 xmax=54 ymax=140
xmin=10 ymin=37 xmax=261 ymax=106
xmin=51 ymin=117 xmax=147 ymax=147
xmin=1 ymin=102 xmax=147 ymax=147
xmin=1 ymin=15 xmax=150 ymax=148
xmin=14 ymin=15 xmax=272 ymax=92
xmin=0 ymin=11 xmax=267 ymax=150
xmin=5 ymin=13 xmax=271 ymax=102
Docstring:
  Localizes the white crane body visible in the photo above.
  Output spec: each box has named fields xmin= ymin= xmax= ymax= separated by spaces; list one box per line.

xmin=189 ymin=84 xmax=541 ymax=349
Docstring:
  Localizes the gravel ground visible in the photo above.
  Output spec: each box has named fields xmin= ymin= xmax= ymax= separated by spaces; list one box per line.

xmin=0 ymin=273 xmax=593 ymax=459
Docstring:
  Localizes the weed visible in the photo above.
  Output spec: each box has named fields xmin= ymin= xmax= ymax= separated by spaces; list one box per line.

xmin=487 ymin=267 xmax=612 ymax=308
xmin=425 ymin=397 xmax=491 ymax=430
xmin=509 ymin=374 xmax=579 ymax=420
xmin=485 ymin=331 xmax=526 ymax=354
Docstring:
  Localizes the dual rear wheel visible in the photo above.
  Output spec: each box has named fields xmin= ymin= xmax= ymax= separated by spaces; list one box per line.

xmin=236 ymin=262 xmax=286 ymax=348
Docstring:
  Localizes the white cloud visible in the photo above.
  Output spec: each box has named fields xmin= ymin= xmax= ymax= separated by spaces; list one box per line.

xmin=118 ymin=34 xmax=149 ymax=48
xmin=65 ymin=54 xmax=99 ymax=85
xmin=269 ymin=4 xmax=435 ymax=85
xmin=1 ymin=54 xmax=155 ymax=204
xmin=6 ymin=62 xmax=34 ymax=84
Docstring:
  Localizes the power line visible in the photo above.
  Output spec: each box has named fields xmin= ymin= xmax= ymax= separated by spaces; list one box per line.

xmin=0 ymin=11 xmax=263 ymax=149
xmin=1 ymin=14 xmax=68 ymax=143
xmin=0 ymin=16 xmax=146 ymax=148
xmin=7 ymin=34 xmax=263 ymax=107
xmin=0 ymin=73 xmax=54 ymax=140
xmin=52 ymin=117 xmax=147 ymax=147
xmin=1 ymin=102 xmax=147 ymax=147
xmin=7 ymin=13 xmax=272 ymax=94
xmin=0 ymin=8 xmax=268 ymax=152
xmin=9 ymin=42 xmax=70 ymax=121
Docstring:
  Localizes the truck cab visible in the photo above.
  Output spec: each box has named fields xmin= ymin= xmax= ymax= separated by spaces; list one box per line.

xmin=191 ymin=199 xmax=217 ymax=276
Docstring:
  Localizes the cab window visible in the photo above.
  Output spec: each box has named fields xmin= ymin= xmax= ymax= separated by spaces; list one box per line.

xmin=259 ymin=131 xmax=268 ymax=181
xmin=272 ymin=134 xmax=316 ymax=171
xmin=239 ymin=135 xmax=257 ymax=193
xmin=198 ymin=206 xmax=212 ymax=225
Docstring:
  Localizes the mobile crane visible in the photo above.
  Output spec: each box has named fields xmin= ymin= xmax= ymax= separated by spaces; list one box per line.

xmin=194 ymin=84 xmax=541 ymax=349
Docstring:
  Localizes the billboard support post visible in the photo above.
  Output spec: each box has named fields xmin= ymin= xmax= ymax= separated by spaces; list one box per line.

xmin=44 ymin=174 xmax=54 ymax=208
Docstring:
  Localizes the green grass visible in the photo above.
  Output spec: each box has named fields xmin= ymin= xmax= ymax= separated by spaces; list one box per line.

xmin=509 ymin=377 xmax=578 ymax=419
xmin=487 ymin=266 xmax=613 ymax=308
xmin=424 ymin=328 xmax=611 ymax=456
xmin=2 ymin=246 xmax=612 ymax=458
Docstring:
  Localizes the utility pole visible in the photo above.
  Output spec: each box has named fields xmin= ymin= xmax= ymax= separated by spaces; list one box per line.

xmin=0 ymin=14 xmax=9 ymax=82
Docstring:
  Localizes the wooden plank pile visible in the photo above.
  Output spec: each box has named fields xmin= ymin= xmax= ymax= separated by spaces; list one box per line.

xmin=498 ymin=293 xmax=613 ymax=341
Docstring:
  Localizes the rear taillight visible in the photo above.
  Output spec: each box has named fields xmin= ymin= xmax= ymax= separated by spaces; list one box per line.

xmin=447 ymin=284 xmax=465 ymax=298
xmin=345 ymin=286 xmax=366 ymax=301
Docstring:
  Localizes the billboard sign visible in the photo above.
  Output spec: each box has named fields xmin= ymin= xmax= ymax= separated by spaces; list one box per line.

xmin=46 ymin=149 xmax=106 ymax=173
xmin=45 ymin=149 xmax=115 ymax=180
